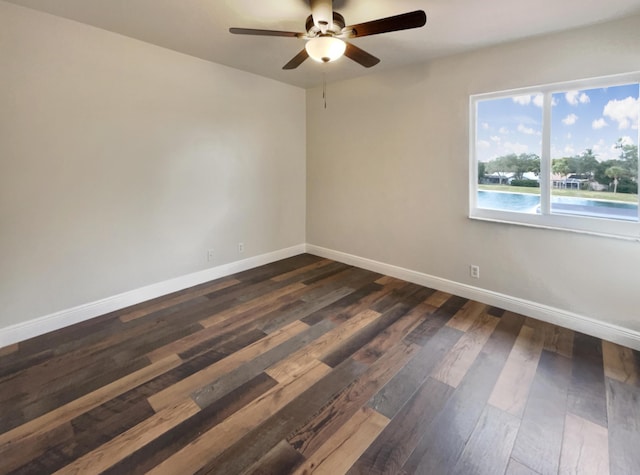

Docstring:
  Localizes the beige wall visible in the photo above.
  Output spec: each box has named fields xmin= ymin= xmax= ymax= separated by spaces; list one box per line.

xmin=2 ymin=1 xmax=639 ymax=338
xmin=307 ymin=15 xmax=640 ymax=332
xmin=0 ymin=2 xmax=306 ymax=329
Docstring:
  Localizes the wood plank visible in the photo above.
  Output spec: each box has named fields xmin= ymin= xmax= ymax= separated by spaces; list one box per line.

xmin=265 ymin=309 xmax=381 ymax=379
xmin=567 ymin=333 xmax=608 ymax=427
xmin=350 ymin=302 xmax=426 ymax=365
xmin=506 ymin=459 xmax=540 ymax=475
xmin=199 ymin=282 xmax=306 ymax=328
xmin=147 ymin=320 xmax=308 ymax=412
xmin=300 ymin=262 xmax=354 ymax=286
xmin=0 ymin=348 xmax=55 ymax=382
xmin=374 ymin=275 xmax=405 ymax=286
xmin=543 ymin=324 xmax=574 ymax=359
xmin=0 ymin=421 xmax=75 ymax=474
xmin=480 ymin=311 xmax=525 ymax=361
xmin=402 ymin=351 xmax=507 ymax=474
xmin=511 ymin=350 xmax=572 ymax=475
xmin=488 ymin=324 xmax=545 ymax=417
xmin=424 ymin=290 xmax=452 ymax=307
xmin=369 ymin=283 xmax=434 ymax=314
xmin=241 ymin=440 xmax=304 ymax=475
xmin=402 ymin=296 xmax=468 ymax=348
xmin=487 ymin=306 xmax=506 ymax=318
xmin=401 ymin=301 xmax=448 ymax=347
xmin=287 ymin=340 xmax=418 ymax=458
xmin=1 ymin=316 xmax=199 ymax=404
xmin=0 ymin=354 xmax=181 ymax=450
xmin=192 ymin=321 xmax=334 ymax=408
xmin=270 ymin=259 xmax=332 ymax=282
xmin=349 ymin=377 xmax=453 ymax=474
xmin=446 ymin=300 xmax=487 ymax=332
xmin=146 ymin=321 xmax=252 ymax=363
xmin=301 ymin=267 xmax=382 ymax=299
xmin=559 ymin=412 xmax=610 ymax=475
xmin=451 ymin=405 xmax=520 ymax=475
xmin=102 ymin=372 xmax=278 ymax=475
xmin=146 ymin=361 xmax=332 ymax=475
xmin=606 ymin=378 xmax=640 ymax=475
xmin=257 ymin=287 xmax=354 ymax=334
xmin=53 ymin=399 xmax=200 ymax=475
xmin=201 ymin=358 xmax=369 ymax=475
xmin=233 ymin=254 xmax=322 ymax=283
xmin=119 ymin=279 xmax=241 ymax=323
xmin=369 ymin=325 xmax=462 ymax=419
xmin=300 ymin=282 xmax=384 ymax=326
xmin=321 ymin=303 xmax=412 ymax=368
xmin=0 ymin=343 xmax=19 ymax=357
xmin=432 ymin=311 xmax=500 ymax=388
xmin=292 ymin=407 xmax=389 ymax=475
xmin=602 ymin=340 xmax=640 ymax=385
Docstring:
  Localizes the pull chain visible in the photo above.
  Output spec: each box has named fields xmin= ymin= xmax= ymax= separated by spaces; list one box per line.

xmin=322 ymin=73 xmax=327 ymax=109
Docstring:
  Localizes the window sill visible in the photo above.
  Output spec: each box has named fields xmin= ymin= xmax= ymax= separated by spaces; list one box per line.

xmin=469 ymin=210 xmax=640 ymax=242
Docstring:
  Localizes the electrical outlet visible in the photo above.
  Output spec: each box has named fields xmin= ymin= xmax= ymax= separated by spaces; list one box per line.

xmin=207 ymin=249 xmax=215 ymax=262
xmin=470 ymin=265 xmax=480 ymax=279
xmin=238 ymin=242 xmax=244 ymax=253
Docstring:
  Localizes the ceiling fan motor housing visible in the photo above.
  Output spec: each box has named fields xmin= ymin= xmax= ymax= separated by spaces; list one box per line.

xmin=305 ymin=12 xmax=346 ymax=37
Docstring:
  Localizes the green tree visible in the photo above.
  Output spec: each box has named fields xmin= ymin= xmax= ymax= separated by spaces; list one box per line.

xmin=478 ymin=161 xmax=486 ymax=183
xmin=574 ymin=149 xmax=599 ymax=179
xmin=486 ymin=153 xmax=540 ymax=181
xmin=552 ymin=157 xmax=572 ymax=177
xmin=605 ymin=166 xmax=627 ymax=193
xmin=615 ymin=139 xmax=638 ymax=180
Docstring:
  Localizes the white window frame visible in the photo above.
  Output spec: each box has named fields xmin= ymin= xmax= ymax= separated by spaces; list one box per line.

xmin=469 ymin=72 xmax=640 ymax=241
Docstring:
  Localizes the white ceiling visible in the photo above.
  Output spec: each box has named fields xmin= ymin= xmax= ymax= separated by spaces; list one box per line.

xmin=6 ymin=0 xmax=640 ymax=89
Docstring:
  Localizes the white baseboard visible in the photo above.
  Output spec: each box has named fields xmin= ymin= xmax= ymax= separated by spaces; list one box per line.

xmin=0 ymin=244 xmax=306 ymax=348
xmin=305 ymin=244 xmax=640 ymax=351
xmin=4 ymin=242 xmax=639 ymax=351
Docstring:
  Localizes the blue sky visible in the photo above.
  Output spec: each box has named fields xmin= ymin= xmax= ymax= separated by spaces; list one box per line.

xmin=476 ymin=83 xmax=640 ymax=163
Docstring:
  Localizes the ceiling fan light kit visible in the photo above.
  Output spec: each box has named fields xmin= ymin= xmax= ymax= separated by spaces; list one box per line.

xmin=229 ymin=1 xmax=427 ymax=70
xmin=305 ymin=36 xmax=346 ymax=63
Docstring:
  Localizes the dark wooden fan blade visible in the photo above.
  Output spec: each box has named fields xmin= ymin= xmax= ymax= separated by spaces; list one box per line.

xmin=229 ymin=28 xmax=304 ymax=38
xmin=344 ymin=42 xmax=380 ymax=68
xmin=283 ymin=49 xmax=309 ymax=70
xmin=345 ymin=10 xmax=427 ymax=38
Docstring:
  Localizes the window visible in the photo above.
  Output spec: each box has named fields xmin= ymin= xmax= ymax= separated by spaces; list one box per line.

xmin=470 ymin=73 xmax=640 ymax=240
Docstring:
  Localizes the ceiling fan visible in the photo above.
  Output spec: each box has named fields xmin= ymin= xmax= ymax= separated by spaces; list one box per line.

xmin=229 ymin=0 xmax=427 ymax=70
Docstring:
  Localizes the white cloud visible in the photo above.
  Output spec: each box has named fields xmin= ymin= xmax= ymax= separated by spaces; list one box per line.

xmin=562 ymin=113 xmax=578 ymax=126
xmin=592 ymin=118 xmax=608 ymax=129
xmin=565 ymin=91 xmax=579 ymax=105
xmin=567 ymin=133 xmax=572 ymax=139
xmin=481 ymin=122 xmax=490 ymax=130
xmin=564 ymin=91 xmax=590 ymax=106
xmin=592 ymin=139 xmax=605 ymax=152
xmin=603 ymin=96 xmax=640 ymax=130
xmin=499 ymin=127 xmax=510 ymax=135
xmin=564 ymin=145 xmax=576 ymax=155
xmin=477 ymin=140 xmax=491 ymax=148
xmin=533 ymin=94 xmax=544 ymax=108
xmin=620 ymin=135 xmax=636 ymax=146
xmin=490 ymin=136 xmax=501 ymax=143
xmin=503 ymin=142 xmax=529 ymax=154
xmin=517 ymin=124 xmax=538 ymax=135
xmin=516 ymin=94 xmax=559 ymax=108
xmin=513 ymin=95 xmax=532 ymax=106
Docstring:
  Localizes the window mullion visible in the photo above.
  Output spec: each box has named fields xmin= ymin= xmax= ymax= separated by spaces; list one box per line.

xmin=540 ymin=92 xmax=552 ymax=215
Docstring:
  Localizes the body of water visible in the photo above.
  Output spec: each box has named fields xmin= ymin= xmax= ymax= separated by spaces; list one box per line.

xmin=477 ymin=190 xmax=638 ymax=220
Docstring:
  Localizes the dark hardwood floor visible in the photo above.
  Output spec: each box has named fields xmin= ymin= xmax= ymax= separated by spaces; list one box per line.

xmin=0 ymin=253 xmax=638 ymax=474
